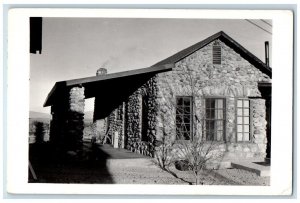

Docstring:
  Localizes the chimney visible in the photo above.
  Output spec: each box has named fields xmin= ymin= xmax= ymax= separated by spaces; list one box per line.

xmin=265 ymin=41 xmax=270 ymax=67
xmin=96 ymin=68 xmax=107 ymax=76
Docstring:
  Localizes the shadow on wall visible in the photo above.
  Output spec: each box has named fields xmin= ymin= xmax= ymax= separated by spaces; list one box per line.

xmin=28 ymin=141 xmax=114 ymax=184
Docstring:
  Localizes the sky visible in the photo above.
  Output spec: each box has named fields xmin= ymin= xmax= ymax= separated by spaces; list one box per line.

xmin=30 ymin=18 xmax=272 ymax=114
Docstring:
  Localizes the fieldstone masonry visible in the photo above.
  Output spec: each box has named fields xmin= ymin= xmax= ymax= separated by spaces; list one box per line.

xmin=66 ymin=86 xmax=85 ymax=150
xmin=110 ymin=77 xmax=159 ymax=156
xmin=251 ymin=99 xmax=267 ymax=156
xmin=102 ymin=39 xmax=270 ymax=163
xmin=153 ymin=40 xmax=270 ymax=162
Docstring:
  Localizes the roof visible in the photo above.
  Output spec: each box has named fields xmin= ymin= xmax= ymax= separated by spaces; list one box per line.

xmin=154 ymin=31 xmax=272 ymax=77
xmin=44 ymin=31 xmax=272 ymax=107
xmin=43 ymin=64 xmax=173 ymax=107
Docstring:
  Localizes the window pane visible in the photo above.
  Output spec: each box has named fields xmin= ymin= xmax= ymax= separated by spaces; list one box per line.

xmin=244 ymin=117 xmax=249 ymax=124
xmin=211 ymin=109 xmax=216 ymax=119
xmin=237 ymin=100 xmax=243 ymax=107
xmin=214 ymin=109 xmax=218 ymax=119
xmin=237 ymin=133 xmax=243 ymax=141
xmin=216 ymin=110 xmax=223 ymax=119
xmin=244 ymin=108 xmax=249 ymax=115
xmin=205 ymin=99 xmax=210 ymax=108
xmin=216 ymin=99 xmax=223 ymax=108
xmin=206 ymin=131 xmax=214 ymax=141
xmin=207 ymin=120 xmax=215 ymax=132
xmin=217 ymin=121 xmax=223 ymax=131
xmin=184 ymin=115 xmax=190 ymax=123
xmin=183 ymin=132 xmax=191 ymax=140
xmin=183 ymin=98 xmax=191 ymax=106
xmin=177 ymin=98 xmax=183 ymax=106
xmin=185 ymin=124 xmax=190 ymax=132
xmin=207 ymin=109 xmax=214 ymax=119
xmin=207 ymin=99 xmax=215 ymax=109
xmin=243 ymin=133 xmax=250 ymax=141
xmin=237 ymin=117 xmax=243 ymax=124
xmin=237 ymin=125 xmax=243 ymax=132
xmin=244 ymin=100 xmax=249 ymax=108
xmin=237 ymin=108 xmax=243 ymax=116
xmin=176 ymin=115 xmax=182 ymax=124
xmin=244 ymin=125 xmax=249 ymax=133
xmin=184 ymin=107 xmax=191 ymax=114
xmin=176 ymin=107 xmax=183 ymax=114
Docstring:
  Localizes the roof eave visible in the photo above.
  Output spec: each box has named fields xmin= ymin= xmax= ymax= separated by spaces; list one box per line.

xmin=65 ymin=63 xmax=173 ymax=87
xmin=43 ymin=82 xmax=66 ymax=107
xmin=43 ymin=64 xmax=174 ymax=107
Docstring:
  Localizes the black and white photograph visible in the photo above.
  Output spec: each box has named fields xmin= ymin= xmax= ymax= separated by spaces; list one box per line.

xmin=6 ymin=9 xmax=293 ymax=195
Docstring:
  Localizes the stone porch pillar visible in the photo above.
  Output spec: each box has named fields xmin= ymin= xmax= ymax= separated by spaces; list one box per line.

xmin=66 ymin=86 xmax=85 ymax=151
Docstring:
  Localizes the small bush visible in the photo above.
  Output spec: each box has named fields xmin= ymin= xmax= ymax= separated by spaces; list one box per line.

xmin=174 ymin=160 xmax=190 ymax=171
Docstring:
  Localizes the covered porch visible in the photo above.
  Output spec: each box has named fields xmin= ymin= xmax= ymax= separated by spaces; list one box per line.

xmin=43 ymin=64 xmax=173 ymax=151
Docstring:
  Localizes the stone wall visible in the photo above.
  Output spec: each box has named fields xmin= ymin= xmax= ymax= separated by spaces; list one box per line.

xmin=108 ymin=104 xmax=124 ymax=147
xmin=124 ymin=77 xmax=158 ymax=156
xmin=126 ymin=90 xmax=142 ymax=149
xmin=155 ymin=39 xmax=270 ymax=161
xmin=251 ymin=99 xmax=268 ymax=158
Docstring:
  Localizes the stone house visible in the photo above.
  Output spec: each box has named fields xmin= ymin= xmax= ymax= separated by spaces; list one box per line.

xmin=44 ymin=31 xmax=271 ymax=164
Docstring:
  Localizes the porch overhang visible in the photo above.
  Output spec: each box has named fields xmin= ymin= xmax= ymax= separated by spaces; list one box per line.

xmin=44 ymin=64 xmax=173 ymax=107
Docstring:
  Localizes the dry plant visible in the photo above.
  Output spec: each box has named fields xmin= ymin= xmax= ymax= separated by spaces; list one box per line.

xmin=154 ymin=66 xmax=224 ymax=185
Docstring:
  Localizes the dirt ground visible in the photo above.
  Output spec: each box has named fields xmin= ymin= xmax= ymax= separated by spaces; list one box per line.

xmin=29 ymin=143 xmax=270 ymax=185
xmin=106 ymin=160 xmax=270 ymax=185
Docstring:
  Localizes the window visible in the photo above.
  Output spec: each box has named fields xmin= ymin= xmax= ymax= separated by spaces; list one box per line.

xmin=213 ymin=42 xmax=221 ymax=65
xmin=176 ymin=97 xmax=192 ymax=140
xmin=205 ymin=98 xmax=225 ymax=141
xmin=236 ymin=99 xmax=251 ymax=142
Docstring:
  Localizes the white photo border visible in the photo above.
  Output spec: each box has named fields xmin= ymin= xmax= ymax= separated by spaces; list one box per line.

xmin=6 ymin=8 xmax=293 ymax=195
